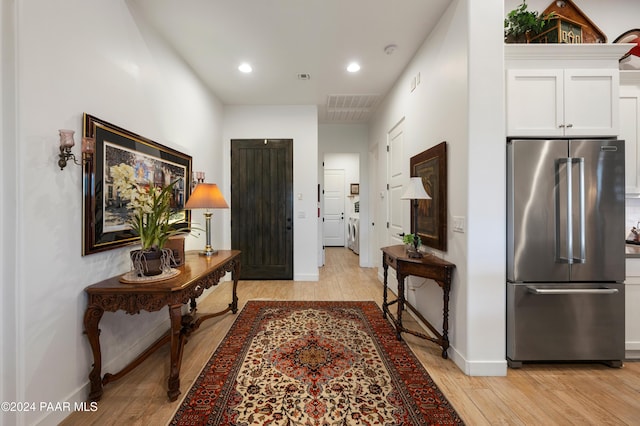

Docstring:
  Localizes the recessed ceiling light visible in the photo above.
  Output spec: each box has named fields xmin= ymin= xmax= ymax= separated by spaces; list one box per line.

xmin=238 ymin=63 xmax=252 ymax=73
xmin=347 ymin=62 xmax=361 ymax=73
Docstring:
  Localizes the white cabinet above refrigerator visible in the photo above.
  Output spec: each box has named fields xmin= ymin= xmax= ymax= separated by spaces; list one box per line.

xmin=506 ymin=68 xmax=619 ymax=137
xmin=505 ymin=44 xmax=634 ymax=138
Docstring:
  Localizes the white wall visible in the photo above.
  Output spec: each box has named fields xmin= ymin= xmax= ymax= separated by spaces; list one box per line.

xmin=466 ymin=0 xmax=506 ymax=373
xmin=1 ymin=0 xmax=18 ymax=418
xmin=369 ymin=0 xmax=470 ymax=366
xmin=318 ymin=124 xmax=371 ymax=266
xmin=2 ymin=1 xmax=224 ymax=425
xmin=223 ymin=105 xmax=319 ymax=281
xmin=368 ymin=0 xmax=506 ymax=376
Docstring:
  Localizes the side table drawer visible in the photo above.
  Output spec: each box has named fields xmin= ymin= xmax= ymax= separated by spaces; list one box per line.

xmin=385 ymin=254 xmax=397 ymax=269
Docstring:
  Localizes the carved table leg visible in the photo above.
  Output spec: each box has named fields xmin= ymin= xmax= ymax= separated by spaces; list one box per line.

xmin=382 ymin=255 xmax=389 ymax=319
xmin=167 ymin=304 xmax=184 ymax=401
xmin=83 ymin=305 xmax=105 ymax=401
xmin=189 ymin=297 xmax=197 ymax=316
xmin=441 ymin=280 xmax=451 ymax=359
xmin=230 ymin=259 xmax=240 ymax=314
xmin=396 ymin=273 xmax=405 ymax=341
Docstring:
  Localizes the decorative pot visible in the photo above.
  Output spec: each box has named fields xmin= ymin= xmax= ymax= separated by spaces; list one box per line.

xmin=130 ymin=248 xmax=171 ymax=277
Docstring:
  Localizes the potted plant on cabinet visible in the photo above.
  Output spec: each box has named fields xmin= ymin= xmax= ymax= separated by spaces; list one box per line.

xmin=504 ymin=0 xmax=555 ymax=43
xmin=110 ymin=163 xmax=184 ymax=277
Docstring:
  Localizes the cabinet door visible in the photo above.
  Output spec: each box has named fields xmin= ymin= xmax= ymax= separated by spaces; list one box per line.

xmin=621 ymin=86 xmax=640 ymax=195
xmin=506 ymin=69 xmax=563 ymax=137
xmin=564 ymin=69 xmax=619 ymax=137
xmin=625 ymin=259 xmax=640 ymax=358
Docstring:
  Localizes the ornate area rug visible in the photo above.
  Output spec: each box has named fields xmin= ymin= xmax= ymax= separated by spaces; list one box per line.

xmin=171 ymin=301 xmax=464 ymax=425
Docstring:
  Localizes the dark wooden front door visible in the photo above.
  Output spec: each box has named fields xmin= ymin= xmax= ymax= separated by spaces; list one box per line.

xmin=231 ymin=139 xmax=293 ymax=279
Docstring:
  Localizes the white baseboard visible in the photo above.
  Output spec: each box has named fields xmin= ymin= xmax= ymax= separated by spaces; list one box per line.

xmin=626 ymin=339 xmax=640 ymax=359
xmin=447 ymin=346 xmax=508 ymax=376
xmin=294 ymin=273 xmax=319 ymax=281
xmin=626 ymin=351 xmax=640 ymax=359
xmin=626 ymin=341 xmax=640 ymax=351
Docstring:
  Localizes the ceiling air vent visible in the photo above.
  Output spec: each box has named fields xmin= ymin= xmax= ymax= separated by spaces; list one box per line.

xmin=324 ymin=94 xmax=380 ymax=122
xmin=297 ymin=73 xmax=311 ymax=80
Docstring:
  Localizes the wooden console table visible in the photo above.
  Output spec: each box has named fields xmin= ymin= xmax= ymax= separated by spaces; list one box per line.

xmin=83 ymin=250 xmax=241 ymax=402
xmin=381 ymin=245 xmax=455 ymax=358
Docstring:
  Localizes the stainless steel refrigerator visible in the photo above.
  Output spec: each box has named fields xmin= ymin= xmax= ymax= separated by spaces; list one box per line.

xmin=506 ymin=138 xmax=625 ymax=368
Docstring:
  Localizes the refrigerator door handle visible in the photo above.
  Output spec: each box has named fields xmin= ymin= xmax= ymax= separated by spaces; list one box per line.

xmin=572 ymin=157 xmax=586 ymax=264
xmin=555 ymin=158 xmax=586 ymax=265
xmin=526 ymin=286 xmax=619 ymax=295
xmin=555 ymin=158 xmax=573 ymax=264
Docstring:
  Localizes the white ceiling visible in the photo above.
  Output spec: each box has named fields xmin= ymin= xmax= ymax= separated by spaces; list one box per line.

xmin=130 ymin=0 xmax=452 ymax=123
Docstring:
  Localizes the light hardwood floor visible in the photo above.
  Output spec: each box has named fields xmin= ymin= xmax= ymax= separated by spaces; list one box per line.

xmin=62 ymin=248 xmax=640 ymax=425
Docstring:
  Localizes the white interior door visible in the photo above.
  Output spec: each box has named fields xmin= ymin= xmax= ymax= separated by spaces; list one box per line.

xmin=387 ymin=120 xmax=405 ymax=246
xmin=323 ymin=169 xmax=345 ymax=247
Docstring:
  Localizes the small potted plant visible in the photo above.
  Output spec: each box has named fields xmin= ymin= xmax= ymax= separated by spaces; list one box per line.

xmin=504 ymin=0 xmax=555 ymax=43
xmin=402 ymin=234 xmax=422 ymax=257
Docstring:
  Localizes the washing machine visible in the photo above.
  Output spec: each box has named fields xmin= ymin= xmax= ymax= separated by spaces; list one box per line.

xmin=347 ymin=217 xmax=355 ymax=251
xmin=349 ymin=215 xmax=360 ymax=255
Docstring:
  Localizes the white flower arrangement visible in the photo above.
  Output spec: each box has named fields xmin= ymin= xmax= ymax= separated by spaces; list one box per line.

xmin=110 ymin=163 xmax=179 ymax=251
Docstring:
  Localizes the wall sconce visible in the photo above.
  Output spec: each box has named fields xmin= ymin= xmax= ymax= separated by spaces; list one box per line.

xmin=58 ymin=129 xmax=94 ymax=170
xmin=191 ymin=171 xmax=205 ymax=191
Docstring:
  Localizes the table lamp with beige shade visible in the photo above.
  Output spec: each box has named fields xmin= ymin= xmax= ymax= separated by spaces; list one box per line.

xmin=185 ymin=183 xmax=229 ymax=256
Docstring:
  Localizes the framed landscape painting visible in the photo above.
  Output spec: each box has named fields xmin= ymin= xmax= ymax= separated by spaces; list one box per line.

xmin=410 ymin=142 xmax=447 ymax=252
xmin=82 ymin=113 xmax=192 ymax=255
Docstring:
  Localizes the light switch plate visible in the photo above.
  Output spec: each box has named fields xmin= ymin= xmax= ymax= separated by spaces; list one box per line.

xmin=453 ymin=216 xmax=465 ymax=233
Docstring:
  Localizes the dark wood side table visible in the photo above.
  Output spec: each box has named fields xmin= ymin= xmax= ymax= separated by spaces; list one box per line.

xmin=381 ymin=245 xmax=455 ymax=358
xmin=83 ymin=250 xmax=241 ymax=402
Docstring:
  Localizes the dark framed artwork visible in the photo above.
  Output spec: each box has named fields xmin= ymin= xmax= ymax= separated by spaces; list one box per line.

xmin=350 ymin=183 xmax=360 ymax=195
xmin=410 ymin=142 xmax=447 ymax=251
xmin=82 ymin=113 xmax=192 ymax=255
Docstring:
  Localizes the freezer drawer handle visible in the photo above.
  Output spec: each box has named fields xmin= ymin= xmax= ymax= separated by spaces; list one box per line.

xmin=526 ymin=287 xmax=618 ymax=295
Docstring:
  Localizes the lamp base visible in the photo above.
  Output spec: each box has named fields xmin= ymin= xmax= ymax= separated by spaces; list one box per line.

xmin=199 ymin=246 xmax=218 ymax=256
xmin=406 ymin=248 xmax=423 ymax=258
